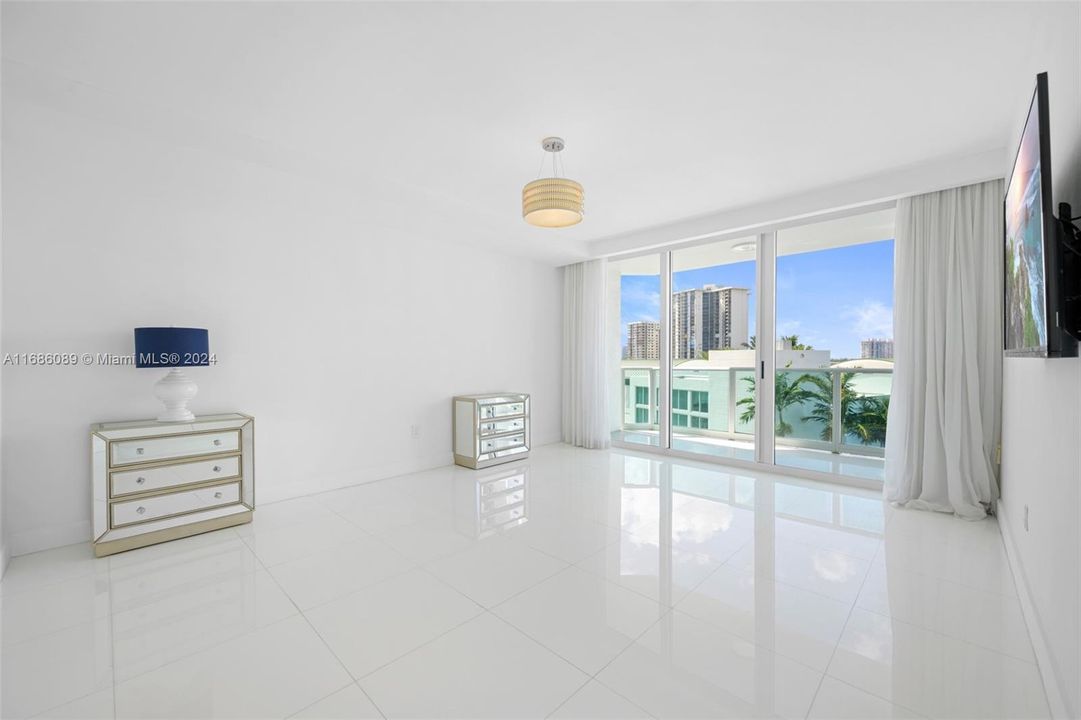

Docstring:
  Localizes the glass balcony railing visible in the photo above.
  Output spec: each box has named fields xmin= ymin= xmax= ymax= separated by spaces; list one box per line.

xmin=620 ymin=366 xmax=892 ymax=458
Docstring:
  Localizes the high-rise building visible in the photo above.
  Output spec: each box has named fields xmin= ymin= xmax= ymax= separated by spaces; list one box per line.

xmin=671 ymin=285 xmax=750 ymax=359
xmin=861 ymin=338 xmax=895 ymax=359
xmin=625 ymin=321 xmax=660 ymax=360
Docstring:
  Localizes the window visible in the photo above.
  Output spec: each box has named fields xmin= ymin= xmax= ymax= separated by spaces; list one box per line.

xmin=691 ymin=391 xmax=709 ymax=413
xmin=611 ymin=208 xmax=894 ymax=483
xmin=670 ymin=237 xmax=756 ymax=461
xmin=611 ymin=254 xmax=661 ymax=447
xmin=774 ymin=210 xmax=894 ymax=481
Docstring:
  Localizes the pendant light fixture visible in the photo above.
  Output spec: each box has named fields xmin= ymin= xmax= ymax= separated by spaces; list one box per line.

xmin=522 ymin=136 xmax=584 ymax=228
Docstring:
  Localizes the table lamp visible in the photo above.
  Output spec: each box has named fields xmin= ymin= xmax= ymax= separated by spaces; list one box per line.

xmin=134 ymin=327 xmax=210 ymax=422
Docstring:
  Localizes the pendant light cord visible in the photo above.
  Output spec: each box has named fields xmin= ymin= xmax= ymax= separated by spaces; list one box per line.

xmin=534 ymin=140 xmax=569 ymax=179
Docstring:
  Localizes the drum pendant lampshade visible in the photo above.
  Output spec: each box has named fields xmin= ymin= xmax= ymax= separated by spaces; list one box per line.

xmin=522 ymin=137 xmax=584 ymax=228
xmin=522 ymin=178 xmax=584 ymax=228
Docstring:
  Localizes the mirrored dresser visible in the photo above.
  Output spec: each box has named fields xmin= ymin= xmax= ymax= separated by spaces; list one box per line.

xmin=453 ymin=394 xmax=529 ymax=469
xmin=91 ymin=413 xmax=254 ymax=557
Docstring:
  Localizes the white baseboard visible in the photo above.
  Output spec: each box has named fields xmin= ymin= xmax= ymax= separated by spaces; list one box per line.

xmin=257 ymin=451 xmax=455 ymax=505
xmin=10 ymin=519 xmax=92 ymax=558
xmin=997 ymin=503 xmax=1072 ymax=719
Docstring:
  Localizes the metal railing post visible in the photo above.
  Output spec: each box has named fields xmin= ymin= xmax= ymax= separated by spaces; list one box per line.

xmin=831 ymin=369 xmax=843 ymax=455
xmin=651 ymin=367 xmax=660 ymax=429
xmin=622 ymin=369 xmax=627 ymax=426
xmin=727 ymin=369 xmax=736 ymax=434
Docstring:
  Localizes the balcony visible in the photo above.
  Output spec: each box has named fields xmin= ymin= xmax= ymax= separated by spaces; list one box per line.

xmin=615 ymin=365 xmax=891 ymax=482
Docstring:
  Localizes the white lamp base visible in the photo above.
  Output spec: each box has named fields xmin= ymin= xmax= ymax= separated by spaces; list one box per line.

xmin=154 ymin=368 xmax=198 ymax=422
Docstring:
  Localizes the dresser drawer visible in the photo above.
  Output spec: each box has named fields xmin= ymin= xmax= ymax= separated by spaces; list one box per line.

xmin=479 ymin=417 xmax=526 ymax=436
xmin=111 ymin=482 xmax=241 ymax=528
xmin=110 ymin=456 xmax=241 ymax=498
xmin=479 ymin=402 xmax=525 ymax=420
xmin=480 ymin=433 xmax=526 ymax=454
xmin=110 ymin=431 xmax=240 ymax=467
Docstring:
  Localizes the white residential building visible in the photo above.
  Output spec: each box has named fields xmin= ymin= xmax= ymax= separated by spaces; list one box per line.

xmin=625 ymin=321 xmax=660 ymax=359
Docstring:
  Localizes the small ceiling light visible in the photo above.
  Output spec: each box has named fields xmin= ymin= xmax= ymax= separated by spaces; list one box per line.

xmin=523 ymin=137 xmax=584 ymax=228
xmin=731 ymin=241 xmax=757 ymax=253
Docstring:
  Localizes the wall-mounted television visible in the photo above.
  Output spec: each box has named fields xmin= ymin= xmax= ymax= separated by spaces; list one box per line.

xmin=1004 ymin=72 xmax=1077 ymax=357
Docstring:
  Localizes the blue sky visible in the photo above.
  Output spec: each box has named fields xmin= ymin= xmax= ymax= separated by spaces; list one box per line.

xmin=620 ymin=239 xmax=894 ymax=359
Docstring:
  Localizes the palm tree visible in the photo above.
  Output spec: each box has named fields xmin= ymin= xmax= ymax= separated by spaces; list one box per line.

xmin=737 ymin=372 xmax=816 ymax=437
xmin=782 ymin=334 xmax=813 ymax=351
xmin=847 ymin=396 xmax=889 ymax=446
xmin=741 ymin=336 xmax=757 ymax=350
xmin=801 ymin=373 xmax=889 ymax=446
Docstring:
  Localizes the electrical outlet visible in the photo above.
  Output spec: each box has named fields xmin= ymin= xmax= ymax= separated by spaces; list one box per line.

xmin=410 ymin=424 xmax=420 ymax=439
xmin=1023 ymin=505 xmax=1029 ymax=532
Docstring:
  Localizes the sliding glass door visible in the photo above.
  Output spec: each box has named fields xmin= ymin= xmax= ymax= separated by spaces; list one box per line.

xmin=773 ymin=211 xmax=895 ymax=482
xmin=609 ymin=255 xmax=662 ymax=448
xmin=608 ymin=206 xmax=895 ymax=484
xmin=669 ymin=237 xmax=758 ymax=461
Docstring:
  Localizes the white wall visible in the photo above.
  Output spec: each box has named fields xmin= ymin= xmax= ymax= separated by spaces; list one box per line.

xmin=0 ymin=3 xmax=6 ymax=577
xmin=1 ymin=82 xmax=562 ymax=556
xmin=999 ymin=5 xmax=1081 ymax=717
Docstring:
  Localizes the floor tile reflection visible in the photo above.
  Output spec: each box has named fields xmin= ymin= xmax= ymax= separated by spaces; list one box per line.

xmin=0 ymin=444 xmax=1047 ymax=719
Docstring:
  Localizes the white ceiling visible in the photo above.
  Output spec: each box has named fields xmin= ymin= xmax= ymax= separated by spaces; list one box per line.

xmin=3 ymin=2 xmax=1075 ymax=265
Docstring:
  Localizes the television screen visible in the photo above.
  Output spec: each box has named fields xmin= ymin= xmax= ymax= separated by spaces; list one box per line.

xmin=1005 ymin=73 xmax=1058 ymax=356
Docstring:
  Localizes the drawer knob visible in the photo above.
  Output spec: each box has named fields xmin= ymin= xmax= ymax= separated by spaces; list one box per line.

xmin=214 ymin=491 xmax=223 ymax=499
xmin=136 ymin=477 xmax=146 ymax=485
xmin=136 ymin=506 xmax=146 ymax=515
xmin=213 ymin=439 xmax=222 ymax=447
xmin=136 ymin=448 xmax=145 ymax=455
xmin=212 ymin=465 xmax=222 ymax=473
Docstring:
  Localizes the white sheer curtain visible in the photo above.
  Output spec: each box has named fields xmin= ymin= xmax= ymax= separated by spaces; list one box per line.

xmin=562 ymin=259 xmax=610 ymax=449
xmin=884 ymin=179 xmax=1003 ymax=519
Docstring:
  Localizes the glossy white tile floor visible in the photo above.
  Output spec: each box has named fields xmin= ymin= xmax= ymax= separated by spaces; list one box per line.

xmin=0 ymin=445 xmax=1049 ymax=719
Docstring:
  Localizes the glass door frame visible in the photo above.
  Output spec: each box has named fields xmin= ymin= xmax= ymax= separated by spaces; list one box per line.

xmin=658 ymin=250 xmax=673 ymax=452
xmin=754 ymin=231 xmax=776 ymax=467
xmin=660 ymin=231 xmax=776 ymax=463
xmin=611 ymin=202 xmax=896 ymax=492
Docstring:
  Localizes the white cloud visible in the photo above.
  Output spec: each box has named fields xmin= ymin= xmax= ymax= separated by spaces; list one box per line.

xmin=843 ymin=300 xmax=893 ymax=338
xmin=621 ymin=285 xmax=660 ymax=321
xmin=776 ymin=319 xmax=802 ymax=336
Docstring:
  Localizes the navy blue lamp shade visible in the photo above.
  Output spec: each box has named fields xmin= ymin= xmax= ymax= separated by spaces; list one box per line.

xmin=134 ymin=327 xmax=210 ymax=368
